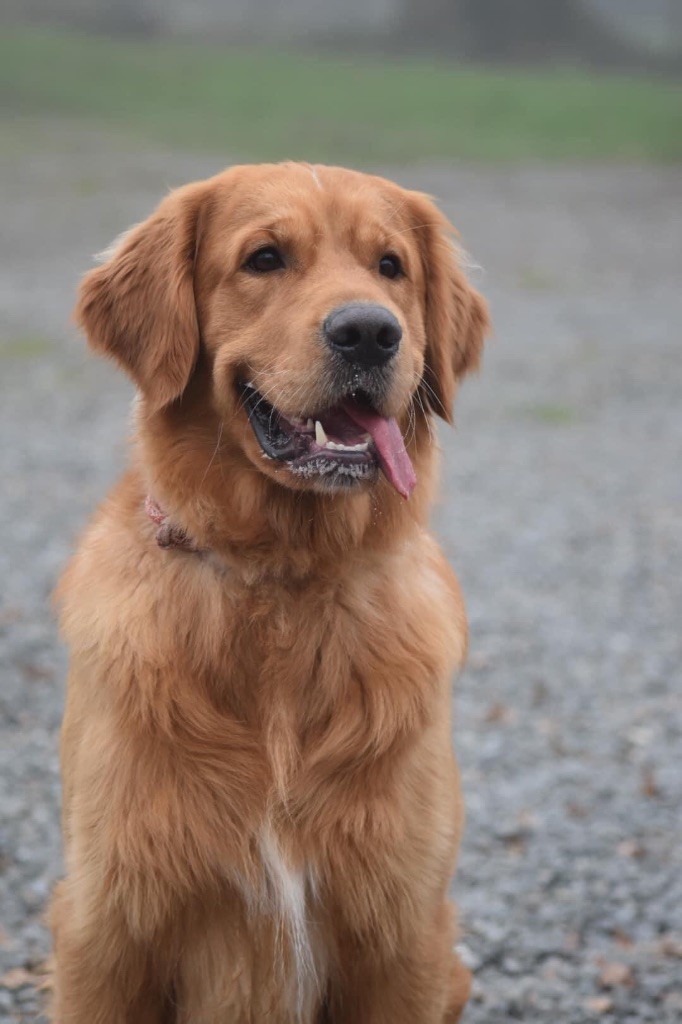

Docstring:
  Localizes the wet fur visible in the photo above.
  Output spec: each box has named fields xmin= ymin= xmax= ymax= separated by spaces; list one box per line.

xmin=49 ymin=163 xmax=489 ymax=1023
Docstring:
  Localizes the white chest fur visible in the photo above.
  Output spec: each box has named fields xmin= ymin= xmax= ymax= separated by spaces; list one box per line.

xmin=256 ymin=825 xmax=322 ymax=1017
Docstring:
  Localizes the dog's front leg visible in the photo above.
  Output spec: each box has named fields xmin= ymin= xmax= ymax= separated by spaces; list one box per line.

xmin=48 ymin=880 xmax=168 ymax=1024
xmin=327 ymin=901 xmax=470 ymax=1024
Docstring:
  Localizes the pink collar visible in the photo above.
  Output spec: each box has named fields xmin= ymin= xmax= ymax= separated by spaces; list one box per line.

xmin=145 ymin=496 xmax=203 ymax=553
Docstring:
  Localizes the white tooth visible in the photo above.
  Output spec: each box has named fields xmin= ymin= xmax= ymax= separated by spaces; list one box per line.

xmin=306 ymin=418 xmax=314 ymax=431
xmin=350 ymin=442 xmax=369 ymax=451
xmin=327 ymin=441 xmax=340 ymax=450
xmin=315 ymin=420 xmax=328 ymax=445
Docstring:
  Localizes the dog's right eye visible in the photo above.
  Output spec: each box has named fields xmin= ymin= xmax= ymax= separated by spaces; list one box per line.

xmin=244 ymin=246 xmax=286 ymax=273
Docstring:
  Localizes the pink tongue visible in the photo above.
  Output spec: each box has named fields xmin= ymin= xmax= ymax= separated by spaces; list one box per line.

xmin=340 ymin=402 xmax=417 ymax=499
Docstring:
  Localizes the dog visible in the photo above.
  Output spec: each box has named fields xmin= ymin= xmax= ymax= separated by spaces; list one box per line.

xmin=49 ymin=162 xmax=489 ymax=1023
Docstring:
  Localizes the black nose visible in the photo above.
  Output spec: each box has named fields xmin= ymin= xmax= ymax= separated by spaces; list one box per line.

xmin=324 ymin=303 xmax=402 ymax=368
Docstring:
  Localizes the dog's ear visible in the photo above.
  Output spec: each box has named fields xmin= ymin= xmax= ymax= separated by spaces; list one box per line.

xmin=410 ymin=192 xmax=490 ymax=424
xmin=75 ymin=182 xmax=209 ymax=413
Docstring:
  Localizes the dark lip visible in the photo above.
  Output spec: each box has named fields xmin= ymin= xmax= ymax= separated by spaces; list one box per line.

xmin=239 ymin=381 xmax=301 ymax=461
xmin=238 ymin=380 xmax=380 ymax=483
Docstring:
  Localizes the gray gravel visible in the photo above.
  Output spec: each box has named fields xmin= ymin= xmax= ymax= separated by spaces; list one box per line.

xmin=1 ymin=125 xmax=681 ymax=1022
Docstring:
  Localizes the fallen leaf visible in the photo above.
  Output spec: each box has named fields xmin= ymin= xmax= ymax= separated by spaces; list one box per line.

xmin=598 ymin=961 xmax=635 ymax=989
xmin=467 ymin=652 xmax=491 ymax=671
xmin=611 ymin=928 xmax=634 ymax=949
xmin=18 ymin=660 xmax=54 ymax=682
xmin=484 ymin=702 xmax=511 ymax=724
xmin=517 ymin=809 xmax=538 ymax=831
xmin=586 ymin=995 xmax=614 ymax=1014
xmin=0 ymin=966 xmax=35 ymax=989
xmin=617 ymin=839 xmax=645 ymax=858
xmin=658 ymin=936 xmax=682 ymax=959
xmin=537 ymin=717 xmax=558 ymax=737
xmin=641 ymin=767 xmax=661 ymax=799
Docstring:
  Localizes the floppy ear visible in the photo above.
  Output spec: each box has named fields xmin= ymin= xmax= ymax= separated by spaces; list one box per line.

xmin=75 ymin=182 xmax=209 ymax=413
xmin=412 ymin=193 xmax=490 ymax=424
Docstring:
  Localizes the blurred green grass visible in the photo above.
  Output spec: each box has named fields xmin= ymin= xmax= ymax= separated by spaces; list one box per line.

xmin=0 ymin=334 xmax=52 ymax=360
xmin=2 ymin=27 xmax=681 ymax=163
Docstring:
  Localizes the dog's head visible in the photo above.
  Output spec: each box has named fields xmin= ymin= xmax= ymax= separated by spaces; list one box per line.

xmin=77 ymin=163 xmax=488 ymax=500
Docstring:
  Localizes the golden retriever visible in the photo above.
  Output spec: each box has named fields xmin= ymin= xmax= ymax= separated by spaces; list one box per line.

xmin=49 ymin=162 xmax=489 ymax=1023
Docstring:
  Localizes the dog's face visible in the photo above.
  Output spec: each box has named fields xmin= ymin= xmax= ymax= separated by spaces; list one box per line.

xmin=77 ymin=163 xmax=488 ymax=499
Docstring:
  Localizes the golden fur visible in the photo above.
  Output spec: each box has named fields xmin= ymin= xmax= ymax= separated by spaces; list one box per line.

xmin=49 ymin=163 xmax=489 ymax=1023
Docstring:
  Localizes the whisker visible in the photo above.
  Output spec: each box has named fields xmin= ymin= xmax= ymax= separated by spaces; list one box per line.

xmin=200 ymin=420 xmax=225 ymax=486
xmin=414 ymin=387 xmax=434 ymax=446
xmin=419 ymin=372 xmax=443 ymax=409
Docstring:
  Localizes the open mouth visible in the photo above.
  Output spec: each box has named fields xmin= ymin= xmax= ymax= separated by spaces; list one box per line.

xmin=239 ymin=381 xmax=417 ymax=499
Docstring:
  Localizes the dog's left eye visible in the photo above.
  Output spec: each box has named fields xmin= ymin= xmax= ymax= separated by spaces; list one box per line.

xmin=378 ymin=254 xmax=403 ymax=279
xmin=244 ymin=246 xmax=286 ymax=273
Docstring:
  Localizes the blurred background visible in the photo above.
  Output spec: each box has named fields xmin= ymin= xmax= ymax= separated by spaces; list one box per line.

xmin=1 ymin=4 xmax=680 ymax=1023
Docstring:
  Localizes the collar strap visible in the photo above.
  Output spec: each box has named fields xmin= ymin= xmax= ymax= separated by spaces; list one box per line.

xmin=145 ymin=496 xmax=203 ymax=554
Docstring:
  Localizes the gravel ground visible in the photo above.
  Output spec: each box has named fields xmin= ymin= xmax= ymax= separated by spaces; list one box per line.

xmin=1 ymin=125 xmax=680 ymax=1022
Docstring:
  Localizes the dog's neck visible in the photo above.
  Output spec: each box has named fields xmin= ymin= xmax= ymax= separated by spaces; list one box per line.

xmin=134 ymin=402 xmax=436 ymax=583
